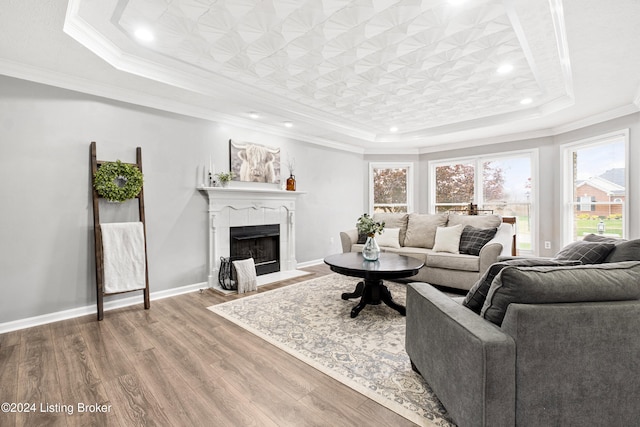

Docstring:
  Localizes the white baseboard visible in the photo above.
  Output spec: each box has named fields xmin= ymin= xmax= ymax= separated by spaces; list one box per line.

xmin=297 ymin=258 xmax=325 ymax=268
xmin=0 ymin=261 xmax=328 ymax=334
xmin=0 ymin=282 xmax=208 ymax=334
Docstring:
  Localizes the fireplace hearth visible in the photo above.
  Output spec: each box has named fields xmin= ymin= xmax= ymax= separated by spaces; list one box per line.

xmin=230 ymin=224 xmax=280 ymax=276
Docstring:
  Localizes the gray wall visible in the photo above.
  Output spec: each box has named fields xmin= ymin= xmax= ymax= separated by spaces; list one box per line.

xmin=2 ymin=73 xmax=638 ymax=325
xmin=0 ymin=76 xmax=363 ymax=324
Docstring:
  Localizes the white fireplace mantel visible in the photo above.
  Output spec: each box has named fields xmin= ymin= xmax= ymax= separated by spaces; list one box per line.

xmin=198 ymin=186 xmax=305 ymax=288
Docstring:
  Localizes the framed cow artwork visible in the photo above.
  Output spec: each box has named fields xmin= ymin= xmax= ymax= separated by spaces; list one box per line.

xmin=229 ymin=139 xmax=281 ymax=185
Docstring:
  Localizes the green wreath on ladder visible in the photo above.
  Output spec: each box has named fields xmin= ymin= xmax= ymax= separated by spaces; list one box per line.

xmin=94 ymin=160 xmax=144 ymax=202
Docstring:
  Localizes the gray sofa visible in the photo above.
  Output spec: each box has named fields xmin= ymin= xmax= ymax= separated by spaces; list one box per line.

xmin=340 ymin=212 xmax=515 ymax=290
xmin=406 ymin=260 xmax=640 ymax=427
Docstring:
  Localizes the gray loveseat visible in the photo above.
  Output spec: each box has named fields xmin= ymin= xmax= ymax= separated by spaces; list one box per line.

xmin=340 ymin=212 xmax=515 ymax=290
xmin=406 ymin=259 xmax=640 ymax=427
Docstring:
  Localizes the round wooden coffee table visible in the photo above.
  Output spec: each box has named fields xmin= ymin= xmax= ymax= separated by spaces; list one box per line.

xmin=324 ymin=252 xmax=424 ymax=318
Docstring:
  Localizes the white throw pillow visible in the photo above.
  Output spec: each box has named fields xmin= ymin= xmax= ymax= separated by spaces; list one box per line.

xmin=377 ymin=228 xmax=401 ymax=248
xmin=432 ymin=224 xmax=464 ymax=254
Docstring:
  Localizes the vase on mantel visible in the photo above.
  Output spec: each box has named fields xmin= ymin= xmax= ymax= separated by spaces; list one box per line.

xmin=362 ymin=235 xmax=380 ymax=261
xmin=286 ymin=174 xmax=296 ymax=191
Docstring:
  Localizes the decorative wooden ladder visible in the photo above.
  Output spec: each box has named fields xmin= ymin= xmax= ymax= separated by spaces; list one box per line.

xmin=90 ymin=141 xmax=150 ymax=320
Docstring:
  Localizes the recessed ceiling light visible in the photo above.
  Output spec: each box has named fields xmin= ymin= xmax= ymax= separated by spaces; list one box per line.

xmin=389 ymin=126 xmax=398 ymax=132
xmin=134 ymin=27 xmax=154 ymax=43
xmin=497 ymin=63 xmax=514 ymax=74
xmin=249 ymin=112 xmax=260 ymax=119
xmin=520 ymin=97 xmax=533 ymax=105
xmin=283 ymin=121 xmax=293 ymax=128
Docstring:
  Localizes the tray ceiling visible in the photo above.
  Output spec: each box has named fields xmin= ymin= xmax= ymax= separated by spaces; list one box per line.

xmin=63 ymin=0 xmax=573 ymax=146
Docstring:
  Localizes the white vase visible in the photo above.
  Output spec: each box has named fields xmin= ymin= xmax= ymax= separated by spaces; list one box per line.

xmin=362 ymin=235 xmax=380 ymax=261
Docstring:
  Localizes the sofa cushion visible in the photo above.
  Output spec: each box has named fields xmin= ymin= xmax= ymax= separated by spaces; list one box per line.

xmin=584 ymin=233 xmax=640 ymax=262
xmin=447 ymin=213 xmax=502 ymax=229
xmin=481 ymin=261 xmax=640 ymax=326
xmin=403 ymin=213 xmax=448 ymax=249
xmin=373 ymin=213 xmax=409 ymax=246
xmin=377 ymin=228 xmax=401 ymax=248
xmin=459 ymin=225 xmax=498 ymax=256
xmin=433 ymin=224 xmax=464 ymax=254
xmin=554 ymin=240 xmax=615 ymax=264
xmin=462 ymin=258 xmax=581 ymax=314
xmin=426 ymin=252 xmax=479 ymax=272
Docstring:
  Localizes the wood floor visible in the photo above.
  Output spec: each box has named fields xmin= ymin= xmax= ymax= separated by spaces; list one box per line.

xmin=0 ymin=264 xmax=418 ymax=427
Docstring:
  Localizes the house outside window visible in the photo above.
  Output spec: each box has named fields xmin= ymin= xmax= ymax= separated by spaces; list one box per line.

xmin=430 ymin=150 xmax=536 ymax=254
xmin=562 ymin=130 xmax=628 ymax=244
xmin=369 ymin=163 xmax=413 ymax=213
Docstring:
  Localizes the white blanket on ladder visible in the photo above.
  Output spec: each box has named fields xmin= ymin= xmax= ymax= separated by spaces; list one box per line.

xmin=101 ymin=222 xmax=146 ymax=294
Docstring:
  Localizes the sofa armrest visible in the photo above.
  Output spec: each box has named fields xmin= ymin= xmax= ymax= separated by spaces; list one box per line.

xmin=406 ymin=283 xmax=515 ymax=427
xmin=501 ymin=301 xmax=640 ymax=426
xmin=478 ymin=242 xmax=502 ymax=277
xmin=339 ymin=229 xmax=358 ymax=253
xmin=489 ymin=222 xmax=514 ymax=256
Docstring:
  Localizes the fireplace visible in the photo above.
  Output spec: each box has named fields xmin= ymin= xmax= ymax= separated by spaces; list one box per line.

xmin=230 ymin=224 xmax=280 ymax=276
xmin=198 ymin=186 xmax=303 ymax=289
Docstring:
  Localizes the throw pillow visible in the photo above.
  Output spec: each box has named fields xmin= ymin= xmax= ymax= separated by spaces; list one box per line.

xmin=403 ymin=213 xmax=448 ymax=249
xmin=373 ymin=213 xmax=409 ymax=246
xmin=584 ymin=233 xmax=640 ymax=262
xmin=480 ymin=261 xmax=640 ymax=326
xmin=356 ymin=233 xmax=367 ymax=244
xmin=447 ymin=213 xmax=502 ymax=228
xmin=432 ymin=224 xmax=464 ymax=254
xmin=462 ymin=258 xmax=581 ymax=314
xmin=377 ymin=228 xmax=401 ymax=248
xmin=553 ymin=241 xmax=615 ymax=264
xmin=459 ymin=225 xmax=498 ymax=256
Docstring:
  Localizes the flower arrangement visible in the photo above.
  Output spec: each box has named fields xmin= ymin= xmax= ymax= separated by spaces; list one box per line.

xmin=215 ymin=171 xmax=234 ymax=183
xmin=356 ymin=213 xmax=385 ymax=237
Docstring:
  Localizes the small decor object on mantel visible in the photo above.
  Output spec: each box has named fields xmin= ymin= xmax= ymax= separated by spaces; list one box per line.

xmin=286 ymin=155 xmax=296 ymax=191
xmin=215 ymin=171 xmax=234 ymax=187
xmin=356 ymin=213 xmax=385 ymax=261
xmin=93 ymin=160 xmax=143 ymax=202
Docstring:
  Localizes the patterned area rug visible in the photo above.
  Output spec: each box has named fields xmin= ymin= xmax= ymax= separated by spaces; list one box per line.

xmin=207 ymin=274 xmax=456 ymax=427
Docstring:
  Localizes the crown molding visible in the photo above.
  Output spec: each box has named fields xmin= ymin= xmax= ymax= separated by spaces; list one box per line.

xmin=551 ymin=104 xmax=640 ymax=135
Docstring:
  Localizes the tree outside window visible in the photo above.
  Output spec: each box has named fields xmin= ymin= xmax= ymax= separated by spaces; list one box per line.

xmin=370 ymin=163 xmax=413 ymax=213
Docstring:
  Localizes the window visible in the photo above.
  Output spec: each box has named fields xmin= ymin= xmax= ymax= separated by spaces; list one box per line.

xmin=369 ymin=163 xmax=413 ymax=213
xmin=430 ymin=150 xmax=536 ymax=253
xmin=562 ymin=130 xmax=628 ymax=244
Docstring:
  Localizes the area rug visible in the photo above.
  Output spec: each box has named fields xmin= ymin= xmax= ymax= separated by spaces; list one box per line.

xmin=207 ymin=274 xmax=456 ymax=427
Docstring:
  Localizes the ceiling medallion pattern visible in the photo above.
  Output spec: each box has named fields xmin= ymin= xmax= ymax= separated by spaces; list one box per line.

xmin=117 ymin=0 xmax=560 ymax=133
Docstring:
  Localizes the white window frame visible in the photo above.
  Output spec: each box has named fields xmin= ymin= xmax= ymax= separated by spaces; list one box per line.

xmin=561 ymin=129 xmax=629 ymax=246
xmin=428 ymin=148 xmax=539 ymax=254
xmin=369 ymin=162 xmax=414 ymax=213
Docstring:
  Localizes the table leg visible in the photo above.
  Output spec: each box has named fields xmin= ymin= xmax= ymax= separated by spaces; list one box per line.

xmin=346 ymin=279 xmax=406 ymax=318
xmin=341 ymin=281 xmax=364 ymax=300
xmin=380 ymin=283 xmax=406 ymax=316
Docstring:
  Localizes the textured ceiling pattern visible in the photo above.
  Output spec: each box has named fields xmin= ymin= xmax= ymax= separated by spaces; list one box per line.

xmin=117 ymin=0 xmax=549 ymax=133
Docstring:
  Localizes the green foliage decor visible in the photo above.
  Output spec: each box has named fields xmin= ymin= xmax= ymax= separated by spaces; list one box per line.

xmin=94 ymin=160 xmax=143 ymax=202
xmin=356 ymin=213 xmax=385 ymax=237
xmin=215 ymin=171 xmax=234 ymax=183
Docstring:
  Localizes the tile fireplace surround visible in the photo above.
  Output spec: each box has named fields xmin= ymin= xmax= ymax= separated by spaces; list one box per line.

xmin=198 ymin=186 xmax=304 ymax=289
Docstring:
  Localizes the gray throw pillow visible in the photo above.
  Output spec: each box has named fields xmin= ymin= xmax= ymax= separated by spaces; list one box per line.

xmin=459 ymin=225 xmax=497 ymax=256
xmin=584 ymin=233 xmax=640 ymax=262
xmin=481 ymin=262 xmax=640 ymax=326
xmin=462 ymin=258 xmax=580 ymax=314
xmin=553 ymin=241 xmax=615 ymax=264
